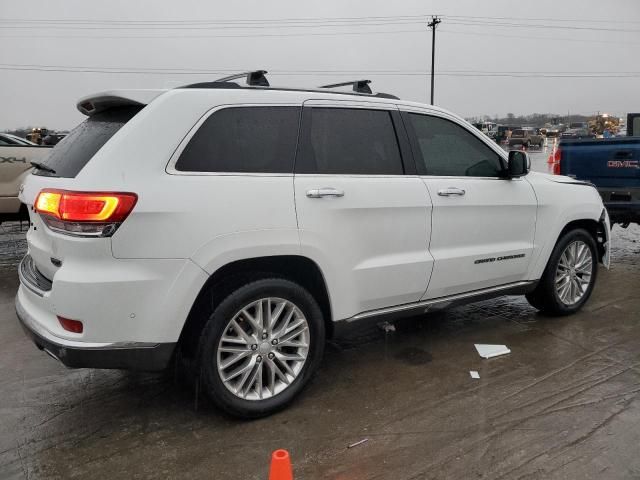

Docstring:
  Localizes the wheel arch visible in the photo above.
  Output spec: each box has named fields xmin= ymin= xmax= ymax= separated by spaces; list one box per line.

xmin=557 ymin=217 xmax=607 ymax=263
xmin=178 ymin=255 xmax=333 ymax=359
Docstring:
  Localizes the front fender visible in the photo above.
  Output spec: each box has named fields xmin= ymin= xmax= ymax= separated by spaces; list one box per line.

xmin=526 ymin=174 xmax=606 ymax=279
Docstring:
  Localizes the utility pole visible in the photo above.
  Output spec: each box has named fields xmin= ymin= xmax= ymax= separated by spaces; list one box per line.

xmin=428 ymin=16 xmax=441 ymax=105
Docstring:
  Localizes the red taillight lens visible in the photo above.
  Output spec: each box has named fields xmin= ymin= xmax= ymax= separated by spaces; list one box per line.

xmin=552 ymin=148 xmax=562 ymax=175
xmin=34 ymin=189 xmax=137 ymax=237
xmin=57 ymin=316 xmax=83 ymax=333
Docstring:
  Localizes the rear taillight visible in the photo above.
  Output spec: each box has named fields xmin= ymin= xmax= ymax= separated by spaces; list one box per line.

xmin=34 ymin=189 xmax=137 ymax=237
xmin=552 ymin=148 xmax=562 ymax=175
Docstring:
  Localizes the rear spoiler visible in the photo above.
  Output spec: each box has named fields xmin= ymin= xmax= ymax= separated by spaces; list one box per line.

xmin=76 ymin=89 xmax=166 ymax=116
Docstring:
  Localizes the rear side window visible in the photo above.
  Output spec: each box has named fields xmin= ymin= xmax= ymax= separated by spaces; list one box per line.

xmin=175 ymin=106 xmax=300 ymax=173
xmin=34 ymin=106 xmax=141 ymax=178
xmin=296 ymin=108 xmax=403 ymax=175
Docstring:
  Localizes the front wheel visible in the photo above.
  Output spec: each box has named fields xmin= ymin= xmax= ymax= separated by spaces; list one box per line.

xmin=526 ymin=229 xmax=598 ymax=315
xmin=197 ymin=278 xmax=325 ymax=418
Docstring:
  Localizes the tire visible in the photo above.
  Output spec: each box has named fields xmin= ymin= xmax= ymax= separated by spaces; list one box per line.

xmin=197 ymin=277 xmax=325 ymax=418
xmin=526 ymin=228 xmax=598 ymax=316
xmin=525 ymin=140 xmax=531 ymax=148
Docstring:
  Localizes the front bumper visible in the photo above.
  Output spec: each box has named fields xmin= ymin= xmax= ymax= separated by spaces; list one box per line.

xmin=16 ymin=289 xmax=175 ymax=371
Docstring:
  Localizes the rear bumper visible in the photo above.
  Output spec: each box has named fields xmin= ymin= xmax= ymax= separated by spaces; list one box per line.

xmin=16 ymin=288 xmax=175 ymax=371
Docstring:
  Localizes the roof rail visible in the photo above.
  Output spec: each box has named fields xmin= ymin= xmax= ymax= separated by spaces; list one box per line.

xmin=215 ymin=70 xmax=270 ymax=87
xmin=320 ymin=79 xmax=372 ymax=95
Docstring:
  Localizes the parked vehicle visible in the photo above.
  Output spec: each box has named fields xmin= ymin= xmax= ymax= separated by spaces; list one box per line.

xmin=560 ymin=128 xmax=595 ymax=140
xmin=628 ymin=113 xmax=640 ymax=137
xmin=508 ymin=128 xmax=545 ymax=148
xmin=0 ymin=133 xmax=37 ymax=146
xmin=16 ymin=72 xmax=610 ymax=418
xmin=472 ymin=121 xmax=498 ymax=139
xmin=0 ymin=137 xmax=50 ymax=223
xmin=545 ymin=125 xmax=562 ymax=138
xmin=552 ymin=137 xmax=640 ymax=225
xmin=494 ymin=125 xmax=517 ymax=144
xmin=570 ymin=122 xmax=589 ymax=130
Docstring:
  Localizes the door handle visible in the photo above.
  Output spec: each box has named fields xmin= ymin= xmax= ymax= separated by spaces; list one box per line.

xmin=306 ymin=188 xmax=345 ymax=198
xmin=437 ymin=187 xmax=466 ymax=197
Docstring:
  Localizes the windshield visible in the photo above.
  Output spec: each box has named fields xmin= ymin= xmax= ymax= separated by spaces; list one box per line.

xmin=34 ymin=106 xmax=141 ymax=178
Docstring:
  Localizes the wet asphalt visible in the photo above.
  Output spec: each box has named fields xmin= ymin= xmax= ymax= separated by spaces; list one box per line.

xmin=2 ymin=149 xmax=640 ymax=479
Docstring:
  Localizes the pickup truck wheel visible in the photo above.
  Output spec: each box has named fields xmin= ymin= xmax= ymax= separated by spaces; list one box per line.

xmin=526 ymin=229 xmax=598 ymax=316
xmin=197 ymin=278 xmax=325 ymax=418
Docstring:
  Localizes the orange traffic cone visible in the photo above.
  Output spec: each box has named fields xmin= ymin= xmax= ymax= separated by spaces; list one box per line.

xmin=269 ymin=449 xmax=293 ymax=480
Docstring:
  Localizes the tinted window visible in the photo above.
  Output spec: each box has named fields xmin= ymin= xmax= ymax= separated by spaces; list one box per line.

xmin=296 ymin=108 xmax=403 ymax=175
xmin=408 ymin=114 xmax=504 ymax=177
xmin=34 ymin=107 xmax=141 ymax=178
xmin=176 ymin=107 xmax=300 ymax=173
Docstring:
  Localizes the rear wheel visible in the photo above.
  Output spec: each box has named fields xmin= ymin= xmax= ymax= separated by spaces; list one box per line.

xmin=197 ymin=278 xmax=325 ymax=418
xmin=526 ymin=229 xmax=598 ymax=315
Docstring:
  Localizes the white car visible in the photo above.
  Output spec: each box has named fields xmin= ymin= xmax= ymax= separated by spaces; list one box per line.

xmin=0 ymin=133 xmax=50 ymax=223
xmin=16 ymin=72 xmax=610 ymax=418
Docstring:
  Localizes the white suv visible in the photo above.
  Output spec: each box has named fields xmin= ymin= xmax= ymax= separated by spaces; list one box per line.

xmin=16 ymin=72 xmax=610 ymax=418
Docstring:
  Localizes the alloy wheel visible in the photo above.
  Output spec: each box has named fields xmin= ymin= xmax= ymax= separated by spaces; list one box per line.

xmin=554 ymin=240 xmax=593 ymax=305
xmin=216 ymin=297 xmax=310 ymax=400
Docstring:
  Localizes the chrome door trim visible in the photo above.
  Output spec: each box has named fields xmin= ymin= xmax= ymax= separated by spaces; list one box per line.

xmin=344 ymin=280 xmax=535 ymax=323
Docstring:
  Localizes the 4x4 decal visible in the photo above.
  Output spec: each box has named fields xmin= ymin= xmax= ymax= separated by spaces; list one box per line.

xmin=0 ymin=156 xmax=27 ymax=163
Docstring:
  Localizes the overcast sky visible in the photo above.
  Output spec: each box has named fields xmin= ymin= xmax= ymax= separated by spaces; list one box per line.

xmin=1 ymin=0 xmax=639 ymax=130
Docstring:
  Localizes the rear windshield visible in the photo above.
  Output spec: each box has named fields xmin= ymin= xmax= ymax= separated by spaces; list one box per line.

xmin=511 ymin=130 xmax=525 ymax=137
xmin=34 ymin=106 xmax=141 ymax=178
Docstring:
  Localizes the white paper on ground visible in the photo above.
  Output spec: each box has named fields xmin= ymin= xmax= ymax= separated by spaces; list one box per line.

xmin=470 ymin=370 xmax=480 ymax=379
xmin=475 ymin=344 xmax=511 ymax=359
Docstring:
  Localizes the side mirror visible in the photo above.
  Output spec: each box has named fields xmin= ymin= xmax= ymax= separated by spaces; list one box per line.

xmin=507 ymin=150 xmax=530 ymax=178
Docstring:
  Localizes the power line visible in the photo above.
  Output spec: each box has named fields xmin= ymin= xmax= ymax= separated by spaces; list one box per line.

xmin=1 ymin=64 xmax=639 ymax=78
xmin=445 ymin=14 xmax=640 ymax=25
xmin=445 ymin=19 xmax=640 ymax=33
xmin=439 ymin=28 xmax=640 ymax=46
xmin=0 ymin=29 xmax=426 ymax=40
xmin=2 ymin=15 xmax=639 ymax=32
xmin=0 ymin=21 xmax=431 ymax=30
xmin=0 ymin=14 xmax=433 ymax=25
xmin=4 ymin=63 xmax=640 ymax=74
xmin=2 ymin=13 xmax=637 ymax=26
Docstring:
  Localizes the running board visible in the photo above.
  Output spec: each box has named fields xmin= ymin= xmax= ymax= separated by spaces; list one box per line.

xmin=333 ymin=281 xmax=536 ymax=337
